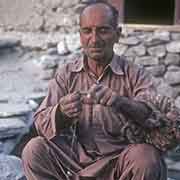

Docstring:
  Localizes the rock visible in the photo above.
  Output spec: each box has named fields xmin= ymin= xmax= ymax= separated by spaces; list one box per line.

xmin=154 ymin=30 xmax=170 ymax=41
xmin=145 ymin=65 xmax=166 ymax=77
xmin=121 ymin=27 xmax=136 ymax=37
xmin=175 ymin=96 xmax=180 ymax=109
xmin=26 ymin=92 xmax=46 ymax=104
xmin=119 ymin=36 xmax=140 ymax=45
xmin=0 ymin=117 xmax=26 ymax=139
xmin=1 ymin=137 xmax=21 ymax=154
xmin=60 ymin=0 xmax=79 ymax=8
xmin=35 ymin=55 xmax=59 ymax=70
xmin=172 ymin=85 xmax=180 ymax=99
xmin=171 ymin=33 xmax=180 ymax=41
xmin=66 ymin=33 xmax=81 ymax=52
xmin=147 ymin=45 xmax=166 ymax=58
xmin=125 ymin=56 xmax=134 ymax=63
xmin=137 ymin=32 xmax=153 ymax=42
xmin=125 ymin=45 xmax=146 ymax=57
xmin=0 ymin=38 xmax=20 ymax=49
xmin=164 ymin=71 xmax=180 ymax=85
xmin=47 ymin=47 xmax=58 ymax=55
xmin=40 ymin=68 xmax=55 ymax=80
xmin=131 ymin=44 xmax=146 ymax=56
xmin=166 ymin=41 xmax=180 ymax=53
xmin=0 ymin=103 xmax=31 ymax=118
xmin=167 ymin=65 xmax=180 ymax=72
xmin=168 ymin=161 xmax=180 ymax=171
xmin=143 ymin=36 xmax=167 ymax=47
xmin=0 ymin=155 xmax=24 ymax=180
xmin=134 ymin=56 xmax=159 ymax=66
xmin=157 ymin=82 xmax=175 ymax=98
xmin=152 ymin=77 xmax=164 ymax=87
xmin=164 ymin=53 xmax=180 ymax=66
xmin=57 ymin=38 xmax=70 ymax=55
xmin=113 ymin=43 xmax=128 ymax=56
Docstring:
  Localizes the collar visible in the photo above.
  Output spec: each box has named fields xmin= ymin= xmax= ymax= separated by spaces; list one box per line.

xmin=70 ymin=54 xmax=124 ymax=75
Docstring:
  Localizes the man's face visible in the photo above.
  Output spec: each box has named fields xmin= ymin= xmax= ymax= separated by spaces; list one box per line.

xmin=80 ymin=4 xmax=120 ymax=63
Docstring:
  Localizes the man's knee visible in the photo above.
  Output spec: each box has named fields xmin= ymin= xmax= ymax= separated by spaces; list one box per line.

xmin=22 ymin=136 xmax=47 ymax=166
xmin=127 ymin=144 xmax=162 ymax=169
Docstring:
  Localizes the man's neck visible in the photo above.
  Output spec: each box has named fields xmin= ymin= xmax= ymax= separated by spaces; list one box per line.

xmin=87 ymin=58 xmax=110 ymax=78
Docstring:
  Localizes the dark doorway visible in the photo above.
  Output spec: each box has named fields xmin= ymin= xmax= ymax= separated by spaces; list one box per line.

xmin=124 ymin=0 xmax=175 ymax=25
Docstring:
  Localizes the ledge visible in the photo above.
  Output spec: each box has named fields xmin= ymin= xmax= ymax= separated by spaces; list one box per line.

xmin=120 ymin=24 xmax=180 ymax=32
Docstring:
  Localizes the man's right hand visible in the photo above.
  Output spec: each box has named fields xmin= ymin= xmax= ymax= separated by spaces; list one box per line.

xmin=59 ymin=92 xmax=82 ymax=118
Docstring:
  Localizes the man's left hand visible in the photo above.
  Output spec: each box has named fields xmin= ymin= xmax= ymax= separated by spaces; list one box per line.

xmin=88 ymin=84 xmax=118 ymax=106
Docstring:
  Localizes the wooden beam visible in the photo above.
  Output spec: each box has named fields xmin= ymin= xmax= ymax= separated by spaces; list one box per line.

xmin=175 ymin=0 xmax=180 ymax=24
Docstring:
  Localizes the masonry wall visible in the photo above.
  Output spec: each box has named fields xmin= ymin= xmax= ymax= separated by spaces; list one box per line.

xmin=0 ymin=0 xmax=85 ymax=32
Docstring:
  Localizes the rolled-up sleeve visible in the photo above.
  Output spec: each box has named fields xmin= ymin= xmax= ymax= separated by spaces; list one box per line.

xmin=34 ymin=68 xmax=71 ymax=140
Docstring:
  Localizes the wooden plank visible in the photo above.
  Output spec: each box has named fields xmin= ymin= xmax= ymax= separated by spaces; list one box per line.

xmin=175 ymin=0 xmax=180 ymax=24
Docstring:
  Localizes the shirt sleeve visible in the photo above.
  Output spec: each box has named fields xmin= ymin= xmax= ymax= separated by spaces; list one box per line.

xmin=143 ymin=93 xmax=180 ymax=152
xmin=34 ymin=69 xmax=71 ymax=140
xmin=126 ymin=64 xmax=162 ymax=128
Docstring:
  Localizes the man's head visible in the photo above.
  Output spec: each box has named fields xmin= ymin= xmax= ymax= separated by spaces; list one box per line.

xmin=79 ymin=1 xmax=121 ymax=64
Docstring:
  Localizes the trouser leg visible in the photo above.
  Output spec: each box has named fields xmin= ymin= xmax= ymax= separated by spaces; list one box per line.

xmin=22 ymin=136 xmax=77 ymax=180
xmin=115 ymin=144 xmax=167 ymax=180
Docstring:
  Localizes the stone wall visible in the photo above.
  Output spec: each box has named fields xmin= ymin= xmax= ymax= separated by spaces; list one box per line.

xmin=114 ymin=27 xmax=180 ymax=108
xmin=0 ymin=0 xmax=88 ymax=32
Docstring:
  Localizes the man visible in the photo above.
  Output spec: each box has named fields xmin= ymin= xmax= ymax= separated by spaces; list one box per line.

xmin=22 ymin=1 xmax=179 ymax=180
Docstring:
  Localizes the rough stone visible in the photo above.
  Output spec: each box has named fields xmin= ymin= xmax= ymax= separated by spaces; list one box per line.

xmin=35 ymin=55 xmax=59 ymax=70
xmin=143 ymin=35 xmax=167 ymax=47
xmin=164 ymin=53 xmax=180 ymax=66
xmin=166 ymin=41 xmax=180 ymax=53
xmin=121 ymin=27 xmax=136 ymax=37
xmin=145 ymin=65 xmax=166 ymax=77
xmin=125 ymin=56 xmax=134 ymax=63
xmin=40 ymin=68 xmax=55 ymax=80
xmin=137 ymin=32 xmax=153 ymax=42
xmin=173 ymin=86 xmax=180 ymax=99
xmin=134 ymin=56 xmax=159 ymax=66
xmin=131 ymin=44 xmax=146 ymax=56
xmin=154 ymin=30 xmax=170 ymax=42
xmin=147 ymin=45 xmax=166 ymax=58
xmin=47 ymin=47 xmax=58 ymax=55
xmin=0 ymin=117 xmax=26 ymax=139
xmin=60 ymin=0 xmax=80 ymax=8
xmin=0 ymin=155 xmax=24 ymax=180
xmin=157 ymin=82 xmax=175 ymax=98
xmin=113 ymin=43 xmax=128 ymax=56
xmin=0 ymin=103 xmax=31 ymax=118
xmin=171 ymin=33 xmax=180 ymax=41
xmin=0 ymin=38 xmax=20 ymax=49
xmin=175 ymin=96 xmax=180 ymax=109
xmin=119 ymin=36 xmax=140 ymax=45
xmin=57 ymin=38 xmax=70 ymax=55
xmin=125 ymin=45 xmax=146 ymax=57
xmin=1 ymin=137 xmax=21 ymax=154
xmin=164 ymin=71 xmax=180 ymax=85
xmin=66 ymin=33 xmax=81 ymax=52
xmin=167 ymin=65 xmax=180 ymax=72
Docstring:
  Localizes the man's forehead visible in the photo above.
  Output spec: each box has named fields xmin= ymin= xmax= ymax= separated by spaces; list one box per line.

xmin=80 ymin=3 xmax=113 ymax=26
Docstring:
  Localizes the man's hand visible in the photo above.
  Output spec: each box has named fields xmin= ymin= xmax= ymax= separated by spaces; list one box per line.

xmin=88 ymin=84 xmax=118 ymax=106
xmin=59 ymin=92 xmax=82 ymax=118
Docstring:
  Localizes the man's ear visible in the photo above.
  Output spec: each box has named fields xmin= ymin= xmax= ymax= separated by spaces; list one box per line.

xmin=115 ymin=26 xmax=121 ymax=42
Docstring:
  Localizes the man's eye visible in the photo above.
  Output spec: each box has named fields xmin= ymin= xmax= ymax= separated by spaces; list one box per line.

xmin=81 ymin=28 xmax=91 ymax=34
xmin=99 ymin=28 xmax=111 ymax=34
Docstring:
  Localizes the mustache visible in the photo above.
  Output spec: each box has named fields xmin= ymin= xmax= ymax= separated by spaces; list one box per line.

xmin=88 ymin=45 xmax=103 ymax=48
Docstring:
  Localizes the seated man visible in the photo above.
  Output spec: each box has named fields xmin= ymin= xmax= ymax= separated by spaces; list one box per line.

xmin=22 ymin=1 xmax=180 ymax=180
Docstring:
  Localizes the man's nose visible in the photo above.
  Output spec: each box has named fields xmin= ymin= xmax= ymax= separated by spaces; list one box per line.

xmin=90 ymin=30 xmax=100 ymax=43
